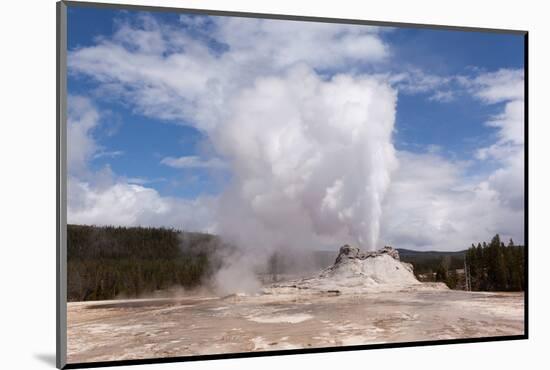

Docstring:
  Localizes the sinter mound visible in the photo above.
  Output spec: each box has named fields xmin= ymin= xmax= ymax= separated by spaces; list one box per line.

xmin=264 ymin=245 xmax=448 ymax=295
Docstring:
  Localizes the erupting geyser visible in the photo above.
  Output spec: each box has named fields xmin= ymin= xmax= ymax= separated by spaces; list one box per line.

xmin=215 ymin=67 xmax=398 ymax=256
xmin=204 ymin=66 xmax=400 ymax=294
xmin=211 ymin=68 xmax=399 ymax=293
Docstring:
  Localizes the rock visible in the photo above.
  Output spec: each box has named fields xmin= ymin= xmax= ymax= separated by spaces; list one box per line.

xmin=320 ymin=245 xmax=418 ymax=284
xmin=263 ymin=245 xmax=448 ymax=295
xmin=335 ymin=244 xmax=401 ymax=264
xmin=334 ymin=244 xmax=361 ymax=263
xmin=380 ymin=246 xmax=401 ymax=260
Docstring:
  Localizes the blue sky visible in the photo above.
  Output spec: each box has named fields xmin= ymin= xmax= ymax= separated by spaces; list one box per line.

xmin=66 ymin=5 xmax=525 ymax=250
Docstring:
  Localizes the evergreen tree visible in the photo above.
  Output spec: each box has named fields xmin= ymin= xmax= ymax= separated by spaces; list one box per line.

xmin=463 ymin=234 xmax=524 ymax=292
xmin=67 ymin=224 xmax=235 ymax=301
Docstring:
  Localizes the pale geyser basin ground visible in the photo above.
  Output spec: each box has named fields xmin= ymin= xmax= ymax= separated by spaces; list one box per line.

xmin=67 ymin=289 xmax=524 ymax=363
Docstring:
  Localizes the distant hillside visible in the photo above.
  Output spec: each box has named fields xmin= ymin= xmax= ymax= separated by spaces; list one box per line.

xmin=397 ymin=248 xmax=466 ymax=273
xmin=313 ymin=248 xmax=466 ymax=272
xmin=397 ymin=248 xmax=466 ymax=258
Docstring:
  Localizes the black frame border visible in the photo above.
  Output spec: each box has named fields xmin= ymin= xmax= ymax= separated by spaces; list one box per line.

xmin=56 ymin=1 xmax=529 ymax=369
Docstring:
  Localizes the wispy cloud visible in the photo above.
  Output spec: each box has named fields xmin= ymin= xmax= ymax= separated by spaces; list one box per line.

xmin=67 ymin=95 xmax=101 ymax=176
xmin=386 ymin=67 xmax=523 ymax=107
xmin=388 ymin=69 xmax=452 ymax=94
xmin=93 ymin=150 xmax=124 ymax=159
xmin=161 ymin=156 xmax=227 ymax=169
xmin=462 ymin=69 xmax=524 ymax=104
xmin=68 ymin=14 xmax=391 ymax=131
xmin=126 ymin=176 xmax=167 ymax=185
xmin=428 ymin=90 xmax=455 ymax=103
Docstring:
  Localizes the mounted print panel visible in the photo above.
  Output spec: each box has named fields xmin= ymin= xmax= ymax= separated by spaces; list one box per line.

xmin=57 ymin=1 xmax=527 ymax=368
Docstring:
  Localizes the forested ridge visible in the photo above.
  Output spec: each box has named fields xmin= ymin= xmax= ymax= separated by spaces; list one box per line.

xmin=67 ymin=225 xmax=525 ymax=301
xmin=67 ymin=225 xmax=229 ymax=301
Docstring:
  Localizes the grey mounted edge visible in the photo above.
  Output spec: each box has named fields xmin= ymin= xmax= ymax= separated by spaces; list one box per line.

xmin=63 ymin=0 xmax=527 ymax=35
xmin=53 ymin=2 xmax=528 ymax=369
xmin=56 ymin=1 xmax=68 ymax=369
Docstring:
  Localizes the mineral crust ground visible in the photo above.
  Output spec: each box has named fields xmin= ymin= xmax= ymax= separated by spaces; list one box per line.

xmin=67 ymin=289 xmax=524 ymax=363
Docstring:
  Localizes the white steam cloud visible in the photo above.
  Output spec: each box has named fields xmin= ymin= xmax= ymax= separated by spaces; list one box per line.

xmin=68 ymin=15 xmax=397 ymax=254
xmin=213 ymin=65 xmax=397 ymax=252
xmin=67 ymin=15 xmax=398 ymax=293
xmin=205 ymin=66 xmax=398 ymax=293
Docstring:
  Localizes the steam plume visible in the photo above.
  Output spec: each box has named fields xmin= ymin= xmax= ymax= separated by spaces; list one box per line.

xmin=208 ymin=66 xmax=397 ymax=293
xmin=68 ymin=16 xmax=399 ymax=292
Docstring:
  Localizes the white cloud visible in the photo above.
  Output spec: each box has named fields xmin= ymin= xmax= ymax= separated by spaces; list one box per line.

xmin=125 ymin=177 xmax=166 ymax=185
xmin=385 ymin=68 xmax=524 ymax=108
xmin=161 ymin=155 xmax=227 ymax=169
xmin=67 ymin=96 xmax=100 ymax=175
xmin=429 ymin=90 xmax=455 ymax=103
xmin=388 ymin=69 xmax=452 ymax=94
xmin=68 ymin=176 xmax=217 ymax=232
xmin=466 ymin=69 xmax=524 ymax=104
xmin=380 ymin=151 xmax=524 ymax=250
xmin=476 ymin=99 xmax=524 ymax=163
xmin=67 ymin=95 xmax=126 ymax=175
xmin=69 ymin=14 xmax=390 ymax=132
xmin=210 ymin=17 xmax=389 ymax=70
xmin=93 ymin=150 xmax=124 ymax=159
xmin=382 ymin=68 xmax=525 ymax=250
xmin=486 ymin=99 xmax=525 ymax=145
xmin=65 ymin=95 xmax=215 ymax=232
xmin=471 ymin=70 xmax=525 ymax=213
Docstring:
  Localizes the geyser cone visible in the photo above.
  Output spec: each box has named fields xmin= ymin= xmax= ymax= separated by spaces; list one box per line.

xmin=265 ymin=245 xmax=448 ymax=295
xmin=320 ymin=245 xmax=418 ymax=285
